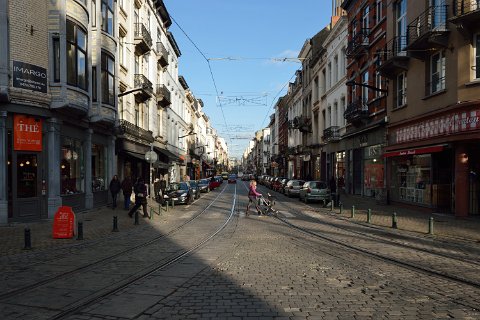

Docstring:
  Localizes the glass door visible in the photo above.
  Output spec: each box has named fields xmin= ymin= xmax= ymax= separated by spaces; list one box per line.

xmin=13 ymin=153 xmax=43 ymax=220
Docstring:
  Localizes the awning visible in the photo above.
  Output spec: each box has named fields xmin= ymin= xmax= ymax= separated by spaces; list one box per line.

xmin=383 ymin=145 xmax=445 ymax=158
xmin=122 ymin=151 xmax=147 ymax=161
xmin=155 ymin=148 xmax=178 ymax=162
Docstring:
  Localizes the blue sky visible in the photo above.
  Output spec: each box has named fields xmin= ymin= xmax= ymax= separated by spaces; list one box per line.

xmin=164 ymin=0 xmax=333 ymax=158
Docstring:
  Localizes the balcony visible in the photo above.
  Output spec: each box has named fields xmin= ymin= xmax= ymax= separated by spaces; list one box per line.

xmin=377 ymin=36 xmax=410 ymax=78
xmin=406 ymin=5 xmax=450 ymax=60
xmin=322 ymin=126 xmax=341 ymax=142
xmin=344 ymin=99 xmax=369 ymax=125
xmin=156 ymin=84 xmax=171 ymax=108
xmin=134 ymin=23 xmax=152 ymax=55
xmin=156 ymin=42 xmax=169 ymax=68
xmin=346 ymin=28 xmax=370 ymax=58
xmin=117 ymin=119 xmax=154 ymax=143
xmin=133 ymin=74 xmax=153 ymax=102
xmin=450 ymin=0 xmax=480 ymax=32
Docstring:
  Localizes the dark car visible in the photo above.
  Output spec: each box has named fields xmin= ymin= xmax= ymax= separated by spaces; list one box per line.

xmin=272 ymin=177 xmax=286 ymax=192
xmin=228 ymin=174 xmax=237 ymax=184
xmin=164 ymin=182 xmax=194 ymax=204
xmin=189 ymin=180 xmax=201 ymax=199
xmin=197 ymin=179 xmax=210 ymax=193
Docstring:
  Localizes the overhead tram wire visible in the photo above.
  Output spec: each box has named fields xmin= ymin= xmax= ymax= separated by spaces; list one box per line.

xmin=170 ymin=15 xmax=229 ymax=133
xmin=260 ymin=73 xmax=296 ymax=128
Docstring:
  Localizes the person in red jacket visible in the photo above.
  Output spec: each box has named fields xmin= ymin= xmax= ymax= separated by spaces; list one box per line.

xmin=246 ymin=180 xmax=262 ymax=216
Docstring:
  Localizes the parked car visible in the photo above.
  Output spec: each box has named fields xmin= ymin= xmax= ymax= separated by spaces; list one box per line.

xmin=197 ymin=179 xmax=210 ymax=193
xmin=189 ymin=180 xmax=201 ymax=199
xmin=221 ymin=172 xmax=229 ymax=180
xmin=271 ymin=177 xmax=286 ymax=192
xmin=284 ymin=179 xmax=305 ymax=197
xmin=209 ymin=176 xmax=222 ymax=190
xmin=299 ymin=181 xmax=330 ymax=204
xmin=164 ymin=182 xmax=194 ymax=204
xmin=228 ymin=174 xmax=237 ymax=184
xmin=278 ymin=178 xmax=290 ymax=194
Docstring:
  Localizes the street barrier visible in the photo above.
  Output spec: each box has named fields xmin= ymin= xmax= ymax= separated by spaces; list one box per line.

xmin=112 ymin=216 xmax=119 ymax=232
xmin=77 ymin=221 xmax=84 ymax=240
xmin=392 ymin=212 xmax=398 ymax=229
xmin=367 ymin=209 xmax=372 ymax=224
xmin=24 ymin=227 xmax=32 ymax=250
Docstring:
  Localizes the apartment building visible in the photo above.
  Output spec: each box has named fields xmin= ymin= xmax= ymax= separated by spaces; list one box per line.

xmin=341 ymin=0 xmax=387 ymax=197
xmin=273 ymin=96 xmax=288 ymax=177
xmin=322 ymin=17 xmax=348 ymax=187
xmin=0 ymin=0 xmax=120 ymax=222
xmin=378 ymin=0 xmax=480 ymax=216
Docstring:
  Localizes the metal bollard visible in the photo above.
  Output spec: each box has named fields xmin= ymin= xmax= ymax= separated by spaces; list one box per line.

xmin=428 ymin=217 xmax=434 ymax=235
xmin=134 ymin=211 xmax=139 ymax=225
xmin=77 ymin=221 xmax=84 ymax=240
xmin=367 ymin=209 xmax=372 ymax=224
xmin=339 ymin=203 xmax=343 ymax=215
xmin=330 ymin=200 xmax=334 ymax=211
xmin=112 ymin=216 xmax=119 ymax=232
xmin=165 ymin=200 xmax=169 ymax=211
xmin=24 ymin=227 xmax=32 ymax=250
xmin=392 ymin=212 xmax=398 ymax=229
xmin=351 ymin=205 xmax=355 ymax=218
xmin=171 ymin=199 xmax=175 ymax=209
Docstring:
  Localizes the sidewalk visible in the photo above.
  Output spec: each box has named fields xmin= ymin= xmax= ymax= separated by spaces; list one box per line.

xmin=321 ymin=193 xmax=480 ymax=243
xmin=0 ymin=198 xmax=169 ymax=257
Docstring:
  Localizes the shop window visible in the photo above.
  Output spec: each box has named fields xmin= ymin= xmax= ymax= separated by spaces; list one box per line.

xmin=61 ymin=137 xmax=84 ymax=195
xmin=92 ymin=144 xmax=106 ymax=192
xmin=66 ymin=20 xmax=87 ymax=90
xmin=391 ymin=154 xmax=431 ymax=205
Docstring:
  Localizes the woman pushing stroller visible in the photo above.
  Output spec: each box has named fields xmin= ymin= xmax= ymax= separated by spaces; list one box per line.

xmin=246 ymin=180 xmax=262 ymax=216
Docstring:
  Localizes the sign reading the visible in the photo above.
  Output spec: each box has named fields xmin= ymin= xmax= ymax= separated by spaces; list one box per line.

xmin=52 ymin=206 xmax=75 ymax=239
xmin=12 ymin=61 xmax=48 ymax=93
xmin=14 ymin=114 xmax=42 ymax=151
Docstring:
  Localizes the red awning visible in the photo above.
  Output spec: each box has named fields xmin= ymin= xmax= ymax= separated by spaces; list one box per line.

xmin=383 ymin=145 xmax=445 ymax=158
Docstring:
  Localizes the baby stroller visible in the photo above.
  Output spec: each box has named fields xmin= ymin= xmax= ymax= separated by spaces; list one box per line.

xmin=258 ymin=193 xmax=279 ymax=216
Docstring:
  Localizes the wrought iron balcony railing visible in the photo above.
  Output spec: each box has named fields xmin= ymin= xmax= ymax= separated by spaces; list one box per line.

xmin=322 ymin=126 xmax=341 ymax=142
xmin=156 ymin=42 xmax=169 ymax=68
xmin=156 ymin=84 xmax=171 ymax=107
xmin=344 ymin=99 xmax=369 ymax=123
xmin=134 ymin=23 xmax=152 ymax=54
xmin=133 ymin=74 xmax=153 ymax=102
xmin=118 ymin=119 xmax=154 ymax=142
xmin=346 ymin=28 xmax=370 ymax=57
xmin=407 ymin=5 xmax=449 ymax=50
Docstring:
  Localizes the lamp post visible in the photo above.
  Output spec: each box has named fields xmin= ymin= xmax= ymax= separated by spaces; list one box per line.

xmin=345 ymin=80 xmax=388 ymax=93
xmin=144 ymin=144 xmax=158 ymax=200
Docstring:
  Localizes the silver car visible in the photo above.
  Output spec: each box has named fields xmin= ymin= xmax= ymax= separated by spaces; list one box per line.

xmin=299 ymin=181 xmax=330 ymax=204
xmin=284 ymin=180 xmax=305 ymax=197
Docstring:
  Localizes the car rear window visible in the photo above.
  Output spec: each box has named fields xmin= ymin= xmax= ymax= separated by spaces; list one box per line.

xmin=310 ymin=182 xmax=327 ymax=189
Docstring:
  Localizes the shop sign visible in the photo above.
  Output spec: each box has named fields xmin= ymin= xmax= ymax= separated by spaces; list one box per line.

xmin=14 ymin=114 xmax=42 ymax=151
xmin=394 ymin=109 xmax=480 ymax=144
xmin=12 ymin=61 xmax=48 ymax=93
xmin=383 ymin=145 xmax=444 ymax=158
xmin=52 ymin=206 xmax=75 ymax=239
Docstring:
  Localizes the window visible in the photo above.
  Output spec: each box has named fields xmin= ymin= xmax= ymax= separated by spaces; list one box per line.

xmin=475 ymin=34 xmax=480 ymax=79
xmin=101 ymin=52 xmax=115 ymax=105
xmin=375 ymin=71 xmax=383 ymax=98
xmin=361 ymin=70 xmax=369 ymax=105
xmin=396 ymin=0 xmax=407 ymax=52
xmin=53 ymin=37 xmax=60 ymax=82
xmin=92 ymin=67 xmax=97 ymax=101
xmin=118 ymin=95 xmax=124 ymax=118
xmin=66 ymin=20 xmax=87 ymax=90
xmin=376 ymin=0 xmax=383 ymax=24
xmin=362 ymin=5 xmax=370 ymax=31
xmin=430 ymin=51 xmax=445 ymax=94
xmin=101 ymin=0 xmax=114 ymax=35
xmin=144 ymin=102 xmax=149 ymax=130
xmin=91 ymin=0 xmax=96 ymax=27
xmin=333 ymin=55 xmax=338 ymax=84
xmin=61 ymin=137 xmax=84 ymax=195
xmin=396 ymin=72 xmax=407 ymax=107
xmin=92 ymin=144 xmax=106 ymax=192
xmin=135 ymin=102 xmax=139 ymax=126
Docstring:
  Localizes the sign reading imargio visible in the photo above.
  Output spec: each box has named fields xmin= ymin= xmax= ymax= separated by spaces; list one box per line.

xmin=12 ymin=61 xmax=48 ymax=93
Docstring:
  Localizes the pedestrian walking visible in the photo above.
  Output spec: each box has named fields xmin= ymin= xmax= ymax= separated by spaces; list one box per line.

xmin=159 ymin=175 xmax=167 ymax=204
xmin=121 ymin=176 xmax=133 ymax=210
xmin=154 ymin=177 xmax=161 ymax=202
xmin=329 ymin=176 xmax=337 ymax=206
xmin=128 ymin=177 xmax=150 ymax=218
xmin=109 ymin=175 xmax=121 ymax=209
xmin=246 ymin=180 xmax=262 ymax=216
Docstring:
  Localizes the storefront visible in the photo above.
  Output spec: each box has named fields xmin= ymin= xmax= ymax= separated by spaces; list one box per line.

xmin=385 ymin=103 xmax=480 ymax=216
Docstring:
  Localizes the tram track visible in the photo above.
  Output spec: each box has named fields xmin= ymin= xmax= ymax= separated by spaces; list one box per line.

xmin=47 ymin=184 xmax=238 ymax=320
xmin=0 ymin=183 xmax=233 ymax=303
xmin=269 ymin=191 xmax=480 ymax=291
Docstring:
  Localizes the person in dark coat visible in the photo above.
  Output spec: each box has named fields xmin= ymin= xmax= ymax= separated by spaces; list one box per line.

xmin=121 ymin=176 xmax=133 ymax=210
xmin=109 ymin=175 xmax=121 ymax=209
xmin=127 ymin=177 xmax=149 ymax=218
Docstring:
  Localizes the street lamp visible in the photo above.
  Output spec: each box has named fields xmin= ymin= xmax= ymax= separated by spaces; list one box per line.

xmin=144 ymin=145 xmax=158 ymax=200
xmin=179 ymin=131 xmax=196 ymax=139
xmin=345 ymin=80 xmax=388 ymax=93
